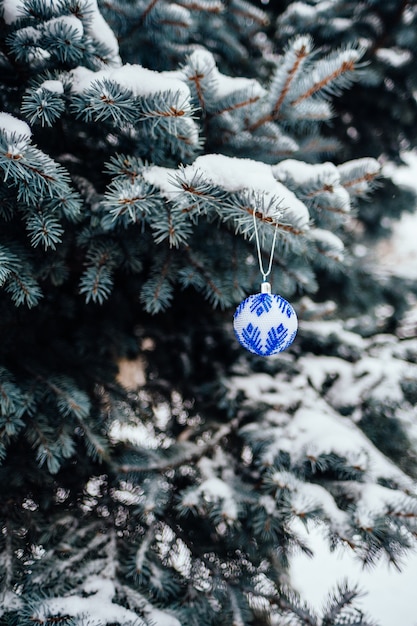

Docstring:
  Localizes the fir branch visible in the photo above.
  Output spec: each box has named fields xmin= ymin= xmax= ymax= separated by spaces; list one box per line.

xmin=117 ymin=416 xmax=241 ymax=474
xmin=187 ymin=71 xmax=208 ymax=112
xmin=291 ymin=58 xmax=357 ymax=106
xmin=175 ymin=0 xmax=223 ymax=13
xmin=272 ymin=585 xmax=318 ymax=626
xmin=248 ymin=37 xmax=311 ymax=131
xmin=212 ymin=94 xmax=261 ymax=116
xmin=141 ymin=252 xmax=173 ymax=313
xmin=140 ymin=0 xmax=161 ymax=23
xmin=368 ymin=0 xmax=409 ymax=56
xmin=184 ymin=246 xmax=229 ymax=307
xmin=249 ymin=207 xmax=305 ymax=237
xmin=321 ymin=582 xmax=365 ymax=626
xmin=230 ymin=0 xmax=269 ymax=27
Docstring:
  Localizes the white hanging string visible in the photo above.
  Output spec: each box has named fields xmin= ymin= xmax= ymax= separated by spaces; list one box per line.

xmin=252 ymin=210 xmax=278 ymax=283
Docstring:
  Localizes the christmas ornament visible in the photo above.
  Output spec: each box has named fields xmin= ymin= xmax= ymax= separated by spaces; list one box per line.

xmin=233 ymin=212 xmax=298 ymax=356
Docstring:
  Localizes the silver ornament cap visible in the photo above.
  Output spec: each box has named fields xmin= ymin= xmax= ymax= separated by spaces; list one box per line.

xmin=233 ymin=284 xmax=298 ymax=356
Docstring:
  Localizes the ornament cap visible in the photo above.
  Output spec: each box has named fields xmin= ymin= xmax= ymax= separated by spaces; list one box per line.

xmin=261 ymin=281 xmax=271 ymax=294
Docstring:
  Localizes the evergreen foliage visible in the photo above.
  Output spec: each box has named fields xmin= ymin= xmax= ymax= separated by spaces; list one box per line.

xmin=0 ymin=1 xmax=416 ymax=625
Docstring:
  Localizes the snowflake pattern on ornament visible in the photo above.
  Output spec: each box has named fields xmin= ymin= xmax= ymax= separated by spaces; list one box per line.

xmin=233 ymin=293 xmax=298 ymax=356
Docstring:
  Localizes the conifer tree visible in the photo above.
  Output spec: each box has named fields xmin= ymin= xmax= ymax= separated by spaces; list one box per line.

xmin=0 ymin=1 xmax=416 ymax=625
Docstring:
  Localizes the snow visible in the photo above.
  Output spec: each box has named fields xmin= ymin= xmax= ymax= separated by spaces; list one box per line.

xmin=1 ymin=0 xmax=25 ymax=24
xmin=330 ymin=17 xmax=352 ymax=32
xmin=70 ymin=64 xmax=191 ymax=101
xmin=185 ymin=49 xmax=266 ymax=101
xmin=16 ymin=25 xmax=42 ymax=42
xmin=348 ymin=355 xmax=416 ymax=405
xmin=196 ymin=477 xmax=239 ymax=520
xmin=376 ymin=47 xmax=412 ymax=68
xmin=86 ymin=0 xmax=121 ymax=64
xmin=272 ymin=159 xmax=339 ymax=188
xmin=282 ymin=4 xmax=317 ymax=22
xmin=290 ymin=523 xmax=417 ymax=626
xmin=44 ymin=15 xmax=84 ymax=37
xmin=39 ymin=79 xmax=64 ymax=94
xmin=353 ymin=482 xmax=417 ymax=528
xmin=231 ymin=368 xmax=415 ymax=490
xmin=308 ymin=228 xmax=344 ymax=260
xmin=0 ymin=112 xmax=32 ymax=156
xmin=299 ymin=319 xmax=366 ymax=350
xmin=2 ymin=0 xmax=121 ymax=66
xmin=39 ymin=577 xmax=146 ymax=625
xmin=143 ymin=154 xmax=311 ymax=227
xmin=147 ymin=608 xmax=182 ymax=626
xmin=378 ymin=211 xmax=417 ymax=279
xmin=273 ymin=159 xmax=351 ymax=212
xmin=337 ymin=157 xmax=381 ymax=197
xmin=185 ymin=154 xmax=310 ymax=226
xmin=280 ymin=406 xmax=412 ymax=486
xmin=289 ymin=151 xmax=417 ymax=626
xmin=192 ymin=456 xmax=239 ymax=521
xmin=188 ymin=154 xmax=276 ymax=193
xmin=0 ymin=112 xmax=31 ymax=139
xmin=216 ymin=72 xmax=266 ymax=99
xmin=271 ymin=470 xmax=349 ymax=533
xmin=376 ymin=152 xmax=417 ymax=280
xmin=142 ymin=165 xmax=180 ymax=198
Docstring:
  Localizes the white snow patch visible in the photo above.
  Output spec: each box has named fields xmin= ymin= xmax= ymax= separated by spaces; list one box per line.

xmin=216 ymin=72 xmax=266 ymax=99
xmin=271 ymin=470 xmax=349 ymax=534
xmin=273 ymin=159 xmax=351 ymax=212
xmin=376 ymin=47 xmax=412 ymax=68
xmin=309 ymin=228 xmax=344 ymax=259
xmin=327 ymin=354 xmax=415 ymax=408
xmin=183 ymin=154 xmax=310 ymax=226
xmin=353 ymin=482 xmax=416 ymax=529
xmin=197 ymin=477 xmax=239 ymax=520
xmin=330 ymin=17 xmax=353 ymax=32
xmin=142 ymin=165 xmax=180 ymax=198
xmin=44 ymin=15 xmax=84 ymax=37
xmin=189 ymin=456 xmax=239 ymax=521
xmin=290 ymin=523 xmax=417 ymax=626
xmin=39 ymin=79 xmax=64 ymax=94
xmin=86 ymin=0 xmax=121 ymax=65
xmin=297 ymin=355 xmax=352 ymax=392
xmin=1 ymin=0 xmax=25 ymax=24
xmin=143 ymin=154 xmax=311 ymax=227
xmin=2 ymin=0 xmax=120 ymax=65
xmin=272 ymin=159 xmax=339 ymax=188
xmin=15 ymin=25 xmax=42 ymax=42
xmin=377 ymin=152 xmax=417 ymax=279
xmin=300 ymin=320 xmax=366 ymax=350
xmin=278 ymin=406 xmax=413 ymax=486
xmin=40 ymin=577 xmax=146 ymax=625
xmin=70 ymin=64 xmax=191 ymax=101
xmin=147 ymin=608 xmax=182 ymax=626
xmin=0 ymin=112 xmax=32 ymax=156
xmin=232 ymin=371 xmax=414 ymax=491
xmin=0 ymin=112 xmax=31 ymax=139
xmin=185 ymin=49 xmax=266 ymax=101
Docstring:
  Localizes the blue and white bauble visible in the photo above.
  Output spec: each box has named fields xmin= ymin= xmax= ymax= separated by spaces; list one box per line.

xmin=233 ymin=292 xmax=298 ymax=356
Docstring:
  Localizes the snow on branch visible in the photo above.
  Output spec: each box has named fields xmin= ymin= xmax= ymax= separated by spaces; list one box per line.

xmin=249 ymin=35 xmax=313 ymax=131
xmin=143 ymin=153 xmax=310 ymax=236
xmin=337 ymin=158 xmax=381 ymax=197
xmin=248 ymin=37 xmax=365 ymax=132
xmin=3 ymin=0 xmax=121 ymax=68
xmin=290 ymin=46 xmax=365 ymax=106
xmin=32 ymin=577 xmax=147 ymax=626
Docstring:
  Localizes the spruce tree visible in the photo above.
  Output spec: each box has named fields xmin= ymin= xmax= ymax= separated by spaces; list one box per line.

xmin=0 ymin=1 xmax=416 ymax=625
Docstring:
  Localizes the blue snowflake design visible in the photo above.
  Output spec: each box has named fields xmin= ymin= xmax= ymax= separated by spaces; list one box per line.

xmin=233 ymin=293 xmax=297 ymax=356
xmin=241 ymin=323 xmax=262 ymax=354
